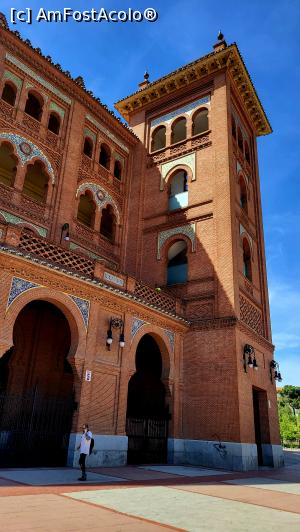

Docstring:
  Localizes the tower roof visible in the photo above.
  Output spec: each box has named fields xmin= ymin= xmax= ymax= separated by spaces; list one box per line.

xmin=115 ymin=43 xmax=272 ymax=136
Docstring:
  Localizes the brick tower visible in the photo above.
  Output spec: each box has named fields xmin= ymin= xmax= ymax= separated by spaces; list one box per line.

xmin=0 ymin=14 xmax=282 ymax=470
xmin=116 ymin=33 xmax=283 ymax=469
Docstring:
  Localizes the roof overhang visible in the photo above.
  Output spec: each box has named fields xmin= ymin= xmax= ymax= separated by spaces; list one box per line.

xmin=115 ymin=44 xmax=272 ymax=137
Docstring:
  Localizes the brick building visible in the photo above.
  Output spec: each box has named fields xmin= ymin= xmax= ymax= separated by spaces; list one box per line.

xmin=0 ymin=15 xmax=283 ymax=470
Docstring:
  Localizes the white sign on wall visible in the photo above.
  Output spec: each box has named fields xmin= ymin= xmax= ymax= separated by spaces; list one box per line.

xmin=85 ymin=370 xmax=92 ymax=382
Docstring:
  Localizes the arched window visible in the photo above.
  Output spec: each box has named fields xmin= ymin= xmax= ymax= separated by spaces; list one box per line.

xmin=151 ymin=125 xmax=166 ymax=152
xmin=0 ymin=142 xmax=17 ymax=187
xmin=77 ymin=192 xmax=96 ymax=228
xmin=169 ymin=170 xmax=188 ymax=211
xmin=99 ymin=144 xmax=111 ymax=169
xmin=22 ymin=161 xmax=49 ymax=203
xmin=244 ymin=141 xmax=250 ymax=164
xmin=192 ymin=108 xmax=209 ymax=135
xmin=239 ymin=176 xmax=248 ymax=213
xmin=237 ymin=127 xmax=243 ymax=151
xmin=171 ymin=117 xmax=186 ymax=144
xmin=243 ymin=238 xmax=252 ymax=281
xmin=114 ymin=160 xmax=122 ymax=180
xmin=232 ymin=115 xmax=236 ymax=139
xmin=100 ymin=204 xmax=116 ymax=242
xmin=83 ymin=137 xmax=93 ymax=158
xmin=48 ymin=112 xmax=60 ymax=135
xmin=24 ymin=91 xmax=43 ymax=121
xmin=1 ymin=82 xmax=17 ymax=106
xmin=167 ymin=240 xmax=188 ymax=285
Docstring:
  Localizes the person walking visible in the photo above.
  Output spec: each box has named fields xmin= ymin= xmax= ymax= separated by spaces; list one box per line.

xmin=77 ymin=423 xmax=92 ymax=481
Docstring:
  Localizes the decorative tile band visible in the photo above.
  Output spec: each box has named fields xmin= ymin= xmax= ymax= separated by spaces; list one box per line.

xmin=164 ymin=329 xmax=175 ymax=352
xmin=84 ymin=127 xmax=96 ymax=143
xmin=7 ymin=276 xmax=39 ymax=309
xmin=0 ymin=210 xmax=47 ymax=236
xmin=6 ymin=53 xmax=72 ymax=105
xmin=114 ymin=152 xmax=125 ymax=165
xmin=157 ymin=223 xmax=196 ymax=259
xmin=86 ymin=114 xmax=129 ymax=153
xmin=131 ymin=318 xmax=147 ymax=339
xmin=76 ymin=182 xmax=120 ymax=223
xmin=49 ymin=101 xmax=65 ymax=118
xmin=0 ymin=132 xmax=55 ymax=184
xmin=3 ymin=70 xmax=23 ymax=90
xmin=69 ymin=295 xmax=90 ymax=329
xmin=240 ymin=224 xmax=253 ymax=249
xmin=69 ymin=242 xmax=103 ymax=261
xmin=161 ymin=152 xmax=196 ymax=188
xmin=151 ymin=96 xmax=210 ymax=128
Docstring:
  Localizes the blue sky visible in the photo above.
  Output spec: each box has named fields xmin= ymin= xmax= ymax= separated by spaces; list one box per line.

xmin=2 ymin=1 xmax=299 ymax=385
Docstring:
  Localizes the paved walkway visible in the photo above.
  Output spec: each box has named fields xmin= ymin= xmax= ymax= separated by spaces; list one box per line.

xmin=0 ymin=451 xmax=299 ymax=531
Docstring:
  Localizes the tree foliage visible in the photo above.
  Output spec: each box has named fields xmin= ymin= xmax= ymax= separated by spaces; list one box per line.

xmin=278 ymin=386 xmax=300 ymax=446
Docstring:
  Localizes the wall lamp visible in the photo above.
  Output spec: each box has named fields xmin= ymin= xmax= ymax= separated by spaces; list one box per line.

xmin=60 ymin=223 xmax=70 ymax=243
xmin=106 ymin=317 xmax=125 ymax=349
xmin=270 ymin=360 xmax=282 ymax=383
xmin=243 ymin=344 xmax=258 ymax=373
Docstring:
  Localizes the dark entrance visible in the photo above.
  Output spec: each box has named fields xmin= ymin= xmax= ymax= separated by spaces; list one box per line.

xmin=0 ymin=300 xmax=75 ymax=467
xmin=126 ymin=334 xmax=169 ymax=464
xmin=252 ymin=387 xmax=271 ymax=467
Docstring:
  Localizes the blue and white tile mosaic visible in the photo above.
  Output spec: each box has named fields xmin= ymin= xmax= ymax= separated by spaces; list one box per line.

xmin=69 ymin=295 xmax=90 ymax=329
xmin=131 ymin=318 xmax=147 ymax=339
xmin=164 ymin=330 xmax=175 ymax=353
xmin=7 ymin=277 xmax=39 ymax=308
xmin=76 ymin=182 xmax=120 ymax=223
xmin=151 ymin=96 xmax=210 ymax=128
xmin=157 ymin=224 xmax=196 ymax=259
xmin=0 ymin=210 xmax=47 ymax=236
xmin=0 ymin=133 xmax=55 ymax=184
xmin=6 ymin=53 xmax=72 ymax=105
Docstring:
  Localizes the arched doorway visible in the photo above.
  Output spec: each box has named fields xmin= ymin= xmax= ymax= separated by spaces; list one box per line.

xmin=126 ymin=334 xmax=169 ymax=464
xmin=0 ymin=300 xmax=75 ymax=467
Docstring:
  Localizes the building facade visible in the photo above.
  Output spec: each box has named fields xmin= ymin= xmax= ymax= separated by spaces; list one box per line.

xmin=0 ymin=14 xmax=283 ymax=470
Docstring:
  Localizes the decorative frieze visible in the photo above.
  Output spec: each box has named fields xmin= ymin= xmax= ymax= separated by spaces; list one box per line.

xmin=239 ymin=294 xmax=264 ymax=337
xmin=6 ymin=53 xmax=72 ymax=104
xmin=151 ymin=96 xmax=210 ymax=128
xmin=0 ymin=209 xmax=47 ymax=236
xmin=157 ymin=224 xmax=196 ymax=259
xmin=0 ymin=133 xmax=55 ymax=183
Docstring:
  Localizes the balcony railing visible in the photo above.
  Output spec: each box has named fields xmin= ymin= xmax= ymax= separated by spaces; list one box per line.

xmin=19 ymin=230 xmax=95 ymax=277
xmin=134 ymin=280 xmax=176 ymax=314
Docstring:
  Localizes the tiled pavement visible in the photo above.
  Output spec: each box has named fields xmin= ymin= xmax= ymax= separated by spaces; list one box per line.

xmin=0 ymin=451 xmax=299 ymax=531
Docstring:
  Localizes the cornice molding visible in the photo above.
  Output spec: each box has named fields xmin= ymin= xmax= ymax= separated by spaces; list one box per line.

xmin=115 ymin=44 xmax=271 ymax=137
